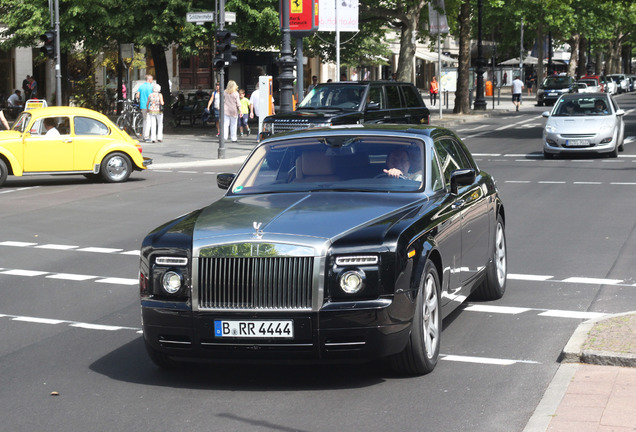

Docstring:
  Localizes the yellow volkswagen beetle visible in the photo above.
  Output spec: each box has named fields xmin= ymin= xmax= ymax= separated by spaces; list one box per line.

xmin=0 ymin=106 xmax=151 ymax=187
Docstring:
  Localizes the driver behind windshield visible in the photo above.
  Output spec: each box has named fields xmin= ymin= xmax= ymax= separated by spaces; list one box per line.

xmin=384 ymin=149 xmax=423 ymax=181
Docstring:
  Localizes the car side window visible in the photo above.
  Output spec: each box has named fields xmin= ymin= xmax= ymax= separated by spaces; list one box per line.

xmin=385 ymin=85 xmax=402 ymax=109
xmin=434 ymin=137 xmax=471 ymax=186
xmin=430 ymin=148 xmax=444 ymax=191
xmin=368 ymin=86 xmax=385 ymax=109
xmin=32 ymin=116 xmax=69 ymax=136
xmin=400 ymin=85 xmax=421 ymax=107
xmin=74 ymin=117 xmax=109 ymax=136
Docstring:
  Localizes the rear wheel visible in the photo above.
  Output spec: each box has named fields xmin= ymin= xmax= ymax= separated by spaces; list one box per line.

xmin=0 ymin=159 xmax=8 ymax=187
xmin=390 ymin=260 xmax=441 ymax=375
xmin=100 ymin=152 xmax=132 ymax=183
xmin=474 ymin=214 xmax=507 ymax=300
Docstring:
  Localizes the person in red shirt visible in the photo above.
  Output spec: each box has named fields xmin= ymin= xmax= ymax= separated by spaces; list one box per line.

xmin=429 ymin=76 xmax=439 ymax=106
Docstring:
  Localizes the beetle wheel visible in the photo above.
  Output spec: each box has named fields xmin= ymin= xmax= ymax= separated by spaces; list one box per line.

xmin=100 ymin=152 xmax=132 ymax=183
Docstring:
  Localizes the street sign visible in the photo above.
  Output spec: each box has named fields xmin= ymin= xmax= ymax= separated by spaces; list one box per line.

xmin=225 ymin=12 xmax=236 ymax=23
xmin=186 ymin=12 xmax=215 ymax=23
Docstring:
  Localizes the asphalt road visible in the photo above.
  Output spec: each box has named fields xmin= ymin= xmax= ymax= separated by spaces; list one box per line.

xmin=1 ymin=92 xmax=635 ymax=432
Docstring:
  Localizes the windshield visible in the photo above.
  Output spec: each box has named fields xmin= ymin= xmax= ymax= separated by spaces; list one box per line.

xmin=11 ymin=112 xmax=31 ymax=133
xmin=230 ymin=136 xmax=425 ymax=194
xmin=542 ymin=76 xmax=573 ymax=87
xmin=297 ymin=85 xmax=366 ymax=110
xmin=553 ymin=96 xmax=611 ymax=116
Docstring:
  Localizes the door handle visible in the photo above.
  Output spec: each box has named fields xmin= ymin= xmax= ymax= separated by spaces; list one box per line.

xmin=451 ymin=199 xmax=465 ymax=209
xmin=63 ymin=139 xmax=73 ymax=143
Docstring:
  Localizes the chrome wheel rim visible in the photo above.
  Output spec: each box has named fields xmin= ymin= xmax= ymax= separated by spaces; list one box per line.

xmin=495 ymin=222 xmax=507 ymax=287
xmin=106 ymin=155 xmax=128 ymax=181
xmin=423 ymin=273 xmax=439 ymax=359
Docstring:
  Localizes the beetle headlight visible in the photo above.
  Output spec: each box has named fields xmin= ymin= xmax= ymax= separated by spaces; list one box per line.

xmin=339 ymin=270 xmax=365 ymax=294
xmin=162 ymin=271 xmax=183 ymax=294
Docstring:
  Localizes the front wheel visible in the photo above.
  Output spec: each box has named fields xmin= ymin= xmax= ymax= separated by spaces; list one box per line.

xmin=390 ymin=260 xmax=441 ymax=375
xmin=132 ymin=112 xmax=144 ymax=138
xmin=100 ymin=152 xmax=132 ymax=183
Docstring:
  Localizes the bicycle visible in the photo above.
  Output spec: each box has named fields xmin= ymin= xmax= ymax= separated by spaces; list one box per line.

xmin=115 ymin=99 xmax=143 ymax=139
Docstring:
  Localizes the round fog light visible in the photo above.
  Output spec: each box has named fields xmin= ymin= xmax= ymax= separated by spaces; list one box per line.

xmin=162 ymin=271 xmax=182 ymax=294
xmin=339 ymin=270 xmax=365 ymax=294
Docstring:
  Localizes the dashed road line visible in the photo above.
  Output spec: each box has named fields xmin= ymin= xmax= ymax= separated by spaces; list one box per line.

xmin=0 ymin=241 xmax=139 ymax=256
xmin=0 ymin=313 xmax=140 ymax=332
xmin=0 ymin=268 xmax=136 ymax=285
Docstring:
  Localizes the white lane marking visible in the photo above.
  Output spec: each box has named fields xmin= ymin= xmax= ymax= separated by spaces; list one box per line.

xmin=0 ymin=241 xmax=136 ymax=256
xmin=495 ymin=116 xmax=543 ymax=131
xmin=509 ymin=274 xmax=553 ymax=281
xmin=538 ymin=310 xmax=607 ymax=319
xmin=538 ymin=181 xmax=566 ymax=184
xmin=0 ymin=269 xmax=48 ymax=277
xmin=0 ymin=241 xmax=37 ymax=247
xmin=504 ymin=180 xmax=636 ymax=186
xmin=2 ymin=314 xmax=140 ymax=332
xmin=77 ymin=247 xmax=124 ymax=254
xmin=573 ymin=181 xmax=602 ymax=185
xmin=464 ymin=305 xmax=530 ymax=314
xmin=610 ymin=182 xmax=636 ymax=185
xmin=624 ymin=136 xmax=634 ymax=143
xmin=504 ymin=180 xmax=531 ymax=184
xmin=36 ymin=244 xmax=79 ymax=250
xmin=47 ymin=273 xmax=97 ymax=281
xmin=441 ymin=355 xmax=540 ymax=365
xmin=12 ymin=316 xmax=65 ymax=325
xmin=457 ymin=125 xmax=488 ymax=132
xmin=562 ymin=276 xmax=622 ymax=285
xmin=96 ymin=277 xmax=138 ymax=285
xmin=0 ymin=186 xmax=40 ymax=195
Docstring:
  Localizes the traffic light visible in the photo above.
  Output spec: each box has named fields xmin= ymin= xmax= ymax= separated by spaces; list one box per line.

xmin=214 ymin=30 xmax=237 ymax=70
xmin=40 ymin=30 xmax=56 ymax=59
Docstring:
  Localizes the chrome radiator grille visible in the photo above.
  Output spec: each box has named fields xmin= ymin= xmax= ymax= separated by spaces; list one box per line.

xmin=197 ymin=257 xmax=314 ymax=310
xmin=272 ymin=122 xmax=314 ymax=133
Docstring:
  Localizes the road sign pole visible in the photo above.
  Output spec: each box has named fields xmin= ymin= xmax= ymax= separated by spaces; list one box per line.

xmin=218 ymin=0 xmax=226 ymax=159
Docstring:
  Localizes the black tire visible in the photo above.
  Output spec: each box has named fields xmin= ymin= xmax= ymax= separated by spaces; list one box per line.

xmin=100 ymin=152 xmax=132 ymax=183
xmin=132 ymin=112 xmax=144 ymax=138
xmin=474 ymin=214 xmax=507 ymax=300
xmin=144 ymin=340 xmax=180 ymax=369
xmin=543 ymin=151 xmax=554 ymax=159
xmin=0 ymin=159 xmax=8 ymax=187
xmin=390 ymin=260 xmax=441 ymax=375
xmin=608 ymin=145 xmax=618 ymax=158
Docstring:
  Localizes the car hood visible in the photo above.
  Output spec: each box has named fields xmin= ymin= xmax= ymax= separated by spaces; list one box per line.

xmin=546 ymin=116 xmax=615 ymax=133
xmin=265 ymin=109 xmax=357 ymax=122
xmin=192 ymin=192 xmax=425 ymax=247
xmin=0 ymin=130 xmax=22 ymax=141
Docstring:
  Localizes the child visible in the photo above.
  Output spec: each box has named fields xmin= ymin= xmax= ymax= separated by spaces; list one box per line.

xmin=238 ymin=89 xmax=251 ymax=137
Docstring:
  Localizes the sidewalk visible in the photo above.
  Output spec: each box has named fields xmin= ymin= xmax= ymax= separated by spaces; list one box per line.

xmin=524 ymin=312 xmax=636 ymax=431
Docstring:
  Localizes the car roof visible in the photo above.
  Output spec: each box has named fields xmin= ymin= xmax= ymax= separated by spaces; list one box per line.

xmin=21 ymin=106 xmax=109 ymax=120
xmin=561 ymin=92 xmax=608 ymax=99
xmin=263 ymin=124 xmax=450 ymax=141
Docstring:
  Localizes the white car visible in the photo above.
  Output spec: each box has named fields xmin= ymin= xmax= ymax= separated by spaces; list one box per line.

xmin=607 ymin=74 xmax=628 ymax=94
xmin=604 ymin=77 xmax=618 ymax=94
xmin=577 ymin=79 xmax=600 ymax=93
xmin=542 ymin=93 xmax=625 ymax=159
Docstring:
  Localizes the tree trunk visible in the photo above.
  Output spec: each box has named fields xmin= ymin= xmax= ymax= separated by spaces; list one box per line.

xmin=595 ymin=51 xmax=603 ymax=75
xmin=577 ymin=37 xmax=588 ymax=78
xmin=453 ymin=0 xmax=471 ymax=114
xmin=150 ymin=44 xmax=173 ymax=124
xmin=567 ymin=35 xmax=579 ymax=78
xmin=536 ymin=23 xmax=545 ymax=84
xmin=395 ymin=7 xmax=423 ymax=83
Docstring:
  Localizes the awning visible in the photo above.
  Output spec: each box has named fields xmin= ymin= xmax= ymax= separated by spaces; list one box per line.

xmin=498 ymin=56 xmax=538 ymax=66
xmin=415 ymin=49 xmax=458 ymax=64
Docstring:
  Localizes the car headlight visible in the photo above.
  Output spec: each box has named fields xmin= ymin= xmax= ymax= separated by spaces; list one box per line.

xmin=162 ymin=271 xmax=183 ymax=294
xmin=262 ymin=123 xmax=273 ymax=133
xmin=545 ymin=125 xmax=557 ymax=134
xmin=339 ymin=270 xmax=365 ymax=294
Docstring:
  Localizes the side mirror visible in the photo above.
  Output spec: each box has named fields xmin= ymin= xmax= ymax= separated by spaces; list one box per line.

xmin=217 ymin=173 xmax=236 ymax=190
xmin=366 ymin=102 xmax=380 ymax=110
xmin=542 ymin=111 xmax=550 ymax=118
xmin=616 ymin=109 xmax=625 ymax=117
xmin=450 ymin=168 xmax=476 ymax=195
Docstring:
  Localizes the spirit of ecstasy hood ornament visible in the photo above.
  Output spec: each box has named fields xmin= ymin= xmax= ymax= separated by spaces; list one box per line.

xmin=253 ymin=222 xmax=263 ymax=239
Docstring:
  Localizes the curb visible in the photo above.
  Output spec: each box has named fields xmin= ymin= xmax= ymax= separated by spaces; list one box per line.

xmin=559 ymin=311 xmax=636 ymax=367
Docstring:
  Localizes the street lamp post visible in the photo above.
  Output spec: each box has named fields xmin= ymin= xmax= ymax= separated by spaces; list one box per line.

xmin=278 ymin=0 xmax=296 ymax=113
xmin=473 ymin=0 xmax=487 ymax=110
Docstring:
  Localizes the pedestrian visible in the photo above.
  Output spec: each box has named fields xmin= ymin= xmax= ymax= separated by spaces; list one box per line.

xmin=306 ymin=75 xmax=318 ymax=94
xmin=146 ymin=83 xmax=164 ymax=143
xmin=135 ymin=74 xmax=154 ymax=141
xmin=350 ymin=69 xmax=358 ymax=81
xmin=525 ymin=72 xmax=534 ymax=96
xmin=503 ymin=72 xmax=508 ymax=86
xmin=250 ymin=82 xmax=276 ymax=142
xmin=429 ymin=76 xmax=439 ymax=106
xmin=0 ymin=110 xmax=9 ymax=130
xmin=7 ymin=90 xmax=23 ymax=108
xmin=238 ymin=89 xmax=250 ymax=137
xmin=223 ymin=80 xmax=241 ymax=142
xmin=28 ymin=76 xmax=38 ymax=99
xmin=206 ymin=82 xmax=221 ymax=136
xmin=22 ymin=75 xmax=30 ymax=99
xmin=511 ymin=75 xmax=524 ymax=112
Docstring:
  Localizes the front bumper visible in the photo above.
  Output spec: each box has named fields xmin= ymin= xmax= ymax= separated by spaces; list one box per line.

xmin=141 ymin=294 xmax=414 ymax=364
xmin=543 ymin=132 xmax=618 ymax=155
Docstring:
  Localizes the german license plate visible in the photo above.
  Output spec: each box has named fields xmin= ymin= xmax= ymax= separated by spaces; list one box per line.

xmin=547 ymin=92 xmax=557 ymax=97
xmin=214 ymin=320 xmax=294 ymax=338
xmin=566 ymin=139 xmax=590 ymax=147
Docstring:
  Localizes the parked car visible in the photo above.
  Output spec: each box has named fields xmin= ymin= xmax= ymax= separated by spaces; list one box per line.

xmin=260 ymin=82 xmax=430 ymax=140
xmin=542 ymin=93 xmax=625 ymax=159
xmin=571 ymin=82 xmax=589 ymax=93
xmin=536 ymin=75 xmax=576 ymax=105
xmin=0 ymin=106 xmax=151 ymax=187
xmin=577 ymin=79 xmax=600 ymax=93
xmin=581 ymin=75 xmax=606 ymax=93
xmin=607 ymin=74 xmax=628 ymax=94
xmin=139 ymin=124 xmax=507 ymax=375
xmin=604 ymin=76 xmax=618 ymax=94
